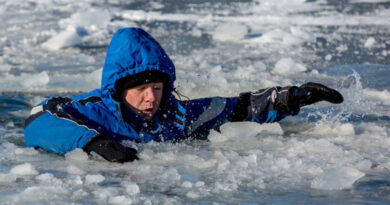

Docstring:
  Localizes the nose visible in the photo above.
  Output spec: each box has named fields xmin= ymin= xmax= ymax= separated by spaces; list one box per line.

xmin=144 ymin=87 xmax=156 ymax=102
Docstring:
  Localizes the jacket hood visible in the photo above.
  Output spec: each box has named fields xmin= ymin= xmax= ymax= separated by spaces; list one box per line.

xmin=101 ymin=27 xmax=175 ymax=96
xmin=100 ymin=28 xmax=176 ymax=120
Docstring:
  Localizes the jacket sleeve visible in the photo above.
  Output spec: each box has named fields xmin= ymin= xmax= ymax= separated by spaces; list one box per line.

xmin=230 ymin=86 xmax=297 ymax=123
xmin=182 ymin=86 xmax=294 ymax=137
xmin=24 ymin=99 xmax=99 ymax=155
xmin=182 ymin=97 xmax=238 ymax=137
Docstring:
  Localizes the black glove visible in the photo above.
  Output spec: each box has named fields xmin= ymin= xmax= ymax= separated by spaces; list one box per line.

xmin=229 ymin=82 xmax=343 ymax=122
xmin=230 ymin=86 xmax=294 ymax=121
xmin=287 ymin=82 xmax=344 ymax=111
xmin=83 ymin=135 xmax=139 ymax=163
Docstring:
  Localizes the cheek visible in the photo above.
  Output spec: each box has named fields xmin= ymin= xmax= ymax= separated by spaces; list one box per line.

xmin=155 ymin=92 xmax=163 ymax=104
xmin=124 ymin=92 xmax=143 ymax=107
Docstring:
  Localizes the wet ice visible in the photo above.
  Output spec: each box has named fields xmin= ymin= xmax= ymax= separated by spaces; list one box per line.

xmin=1 ymin=0 xmax=390 ymax=204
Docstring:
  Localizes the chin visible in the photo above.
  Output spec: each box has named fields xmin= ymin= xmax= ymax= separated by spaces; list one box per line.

xmin=142 ymin=113 xmax=154 ymax=120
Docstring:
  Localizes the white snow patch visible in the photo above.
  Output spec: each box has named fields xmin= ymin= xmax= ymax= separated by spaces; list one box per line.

xmin=192 ymin=158 xmax=217 ymax=169
xmin=0 ymin=37 xmax=11 ymax=47
xmin=210 ymin=122 xmax=283 ymax=142
xmin=125 ymin=182 xmax=140 ymax=195
xmin=0 ymin=71 xmax=50 ymax=91
xmin=364 ymin=37 xmax=376 ymax=48
xmin=364 ymin=88 xmax=390 ymax=105
xmin=36 ymin=173 xmax=63 ymax=186
xmin=60 ymin=9 xmax=111 ymax=30
xmin=0 ymin=64 xmax=12 ymax=72
xmin=225 ymin=121 xmax=283 ymax=137
xmin=150 ymin=1 xmax=164 ymax=9
xmin=155 ymin=151 xmax=176 ymax=162
xmin=6 ymin=121 xmax=14 ymax=128
xmin=303 ymin=122 xmax=355 ymax=136
xmin=66 ymin=165 xmax=85 ymax=175
xmin=108 ymin=195 xmax=132 ymax=205
xmin=6 ymin=121 xmax=15 ymax=128
xmin=15 ymin=185 xmax=69 ymax=202
xmin=10 ymin=163 xmax=39 ymax=176
xmin=160 ymin=168 xmax=181 ymax=182
xmin=213 ymin=23 xmax=248 ymax=42
xmin=356 ymin=160 xmax=372 ymax=171
xmin=253 ymin=29 xmax=289 ymax=44
xmin=186 ymin=191 xmax=200 ymax=199
xmin=0 ymin=173 xmax=16 ymax=183
xmin=47 ymin=71 xmax=100 ymax=92
xmin=336 ymin=44 xmax=348 ymax=52
xmin=251 ymin=27 xmax=315 ymax=45
xmin=182 ymin=181 xmax=193 ymax=188
xmin=195 ymin=181 xmax=205 ymax=187
xmin=375 ymin=162 xmax=390 ymax=172
xmin=71 ymin=189 xmax=88 ymax=200
xmin=350 ymin=0 xmax=390 ymax=3
xmin=69 ymin=176 xmax=84 ymax=186
xmin=9 ymin=110 xmax=30 ymax=118
xmin=311 ymin=167 xmax=365 ymax=190
xmin=14 ymin=147 xmax=39 ymax=155
xmin=289 ymin=27 xmax=316 ymax=42
xmin=65 ymin=148 xmax=89 ymax=162
xmin=243 ymin=154 xmax=257 ymax=166
xmin=208 ymin=130 xmax=228 ymax=143
xmin=85 ymin=174 xmax=105 ymax=184
xmin=272 ymin=58 xmax=307 ymax=76
xmin=77 ymin=54 xmax=96 ymax=64
xmin=325 ymin=54 xmax=332 ymax=61
xmin=303 ymin=138 xmax=339 ymax=153
xmin=92 ymin=187 xmax=119 ymax=202
xmin=233 ymin=61 xmax=267 ymax=79
xmin=42 ymin=28 xmax=82 ymax=50
xmin=190 ymin=27 xmax=202 ymax=37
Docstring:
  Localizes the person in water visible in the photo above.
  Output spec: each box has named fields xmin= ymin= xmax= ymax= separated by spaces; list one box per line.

xmin=24 ymin=28 xmax=344 ymax=163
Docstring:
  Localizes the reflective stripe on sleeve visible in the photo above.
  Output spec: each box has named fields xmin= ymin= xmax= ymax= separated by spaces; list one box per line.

xmin=187 ymin=98 xmax=226 ymax=135
xmin=30 ymin=105 xmax=43 ymax=115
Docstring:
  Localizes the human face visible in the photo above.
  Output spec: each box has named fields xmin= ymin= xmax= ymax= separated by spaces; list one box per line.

xmin=122 ymin=82 xmax=164 ymax=120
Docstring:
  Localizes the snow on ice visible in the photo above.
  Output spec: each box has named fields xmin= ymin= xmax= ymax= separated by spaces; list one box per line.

xmin=0 ymin=0 xmax=389 ymax=204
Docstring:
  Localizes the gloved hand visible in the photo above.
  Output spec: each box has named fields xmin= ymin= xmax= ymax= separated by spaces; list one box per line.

xmin=230 ymin=82 xmax=344 ymax=123
xmin=83 ymin=135 xmax=139 ymax=163
xmin=287 ymin=82 xmax=344 ymax=111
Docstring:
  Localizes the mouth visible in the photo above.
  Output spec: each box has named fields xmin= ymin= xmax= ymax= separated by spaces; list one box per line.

xmin=141 ymin=108 xmax=154 ymax=116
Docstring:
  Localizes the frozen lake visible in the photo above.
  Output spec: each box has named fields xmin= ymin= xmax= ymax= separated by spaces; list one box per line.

xmin=1 ymin=0 xmax=390 ymax=204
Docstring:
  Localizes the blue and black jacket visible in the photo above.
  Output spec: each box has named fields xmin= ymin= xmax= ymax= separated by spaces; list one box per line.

xmin=24 ymin=28 xmax=291 ymax=155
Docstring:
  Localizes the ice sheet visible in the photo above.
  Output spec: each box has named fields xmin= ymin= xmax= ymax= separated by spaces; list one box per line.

xmin=0 ymin=0 xmax=390 ymax=204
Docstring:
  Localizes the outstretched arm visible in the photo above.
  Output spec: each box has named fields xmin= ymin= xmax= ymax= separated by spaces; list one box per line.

xmin=181 ymin=82 xmax=343 ymax=138
xmin=231 ymin=82 xmax=344 ymax=123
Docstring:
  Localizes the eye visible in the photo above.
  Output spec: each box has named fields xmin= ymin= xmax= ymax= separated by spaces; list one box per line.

xmin=137 ymin=85 xmax=147 ymax=91
xmin=153 ymin=86 xmax=162 ymax=90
